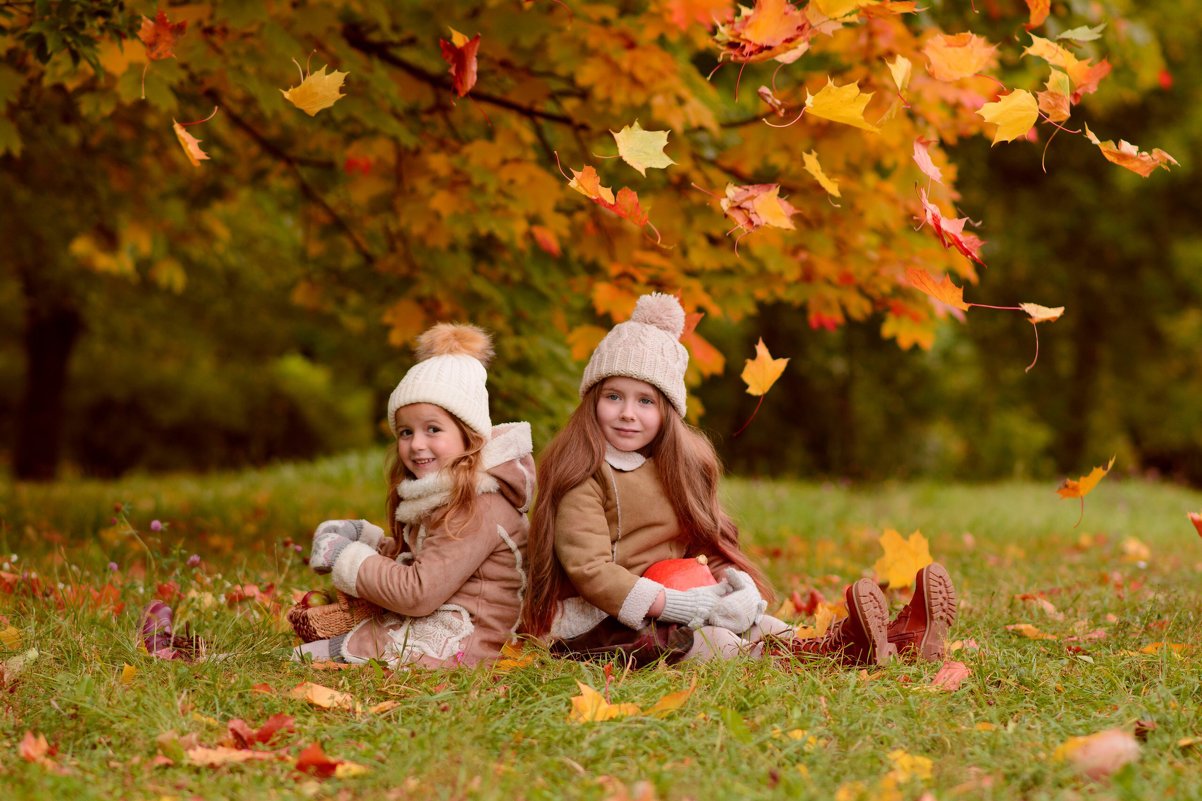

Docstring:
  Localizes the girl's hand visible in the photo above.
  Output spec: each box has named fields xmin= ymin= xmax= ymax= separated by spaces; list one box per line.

xmin=657 ymin=582 xmax=731 ymax=629
xmin=312 ymin=519 xmax=386 ymax=550
xmin=309 ymin=530 xmax=353 ymax=574
xmin=706 ymin=569 xmax=766 ymax=633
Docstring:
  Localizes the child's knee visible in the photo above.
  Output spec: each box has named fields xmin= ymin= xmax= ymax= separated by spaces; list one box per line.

xmin=685 ymin=626 xmax=745 ymax=662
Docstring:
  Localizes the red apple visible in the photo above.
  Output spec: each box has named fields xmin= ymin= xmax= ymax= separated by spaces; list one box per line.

xmin=301 ymin=590 xmax=331 ymax=608
xmin=643 ymin=555 xmax=717 ymax=590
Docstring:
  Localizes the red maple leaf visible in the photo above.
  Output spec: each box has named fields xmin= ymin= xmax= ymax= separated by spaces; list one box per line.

xmin=439 ymin=33 xmax=481 ymax=97
xmin=296 ymin=742 xmax=342 ymax=778
xmin=917 ymin=188 xmax=986 ymax=267
xmin=139 ymin=11 xmax=188 ymax=61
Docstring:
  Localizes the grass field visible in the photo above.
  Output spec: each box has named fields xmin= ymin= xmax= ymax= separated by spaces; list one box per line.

xmin=2 ymin=452 xmax=1201 ymax=800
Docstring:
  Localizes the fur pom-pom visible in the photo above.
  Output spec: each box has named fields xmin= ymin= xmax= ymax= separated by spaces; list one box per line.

xmin=631 ymin=293 xmax=685 ymax=338
xmin=414 ymin=323 xmax=494 ymax=366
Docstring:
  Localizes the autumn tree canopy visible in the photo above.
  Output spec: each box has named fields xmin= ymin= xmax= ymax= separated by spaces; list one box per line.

xmin=0 ymin=0 xmax=1180 ymax=479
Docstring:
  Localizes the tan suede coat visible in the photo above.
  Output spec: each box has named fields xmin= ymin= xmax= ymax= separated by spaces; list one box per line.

xmin=550 ymin=449 xmax=733 ymax=637
xmin=330 ymin=423 xmax=534 ymax=667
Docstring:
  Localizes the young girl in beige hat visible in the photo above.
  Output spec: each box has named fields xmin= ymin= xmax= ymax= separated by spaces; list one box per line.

xmin=297 ymin=323 xmax=535 ymax=667
xmin=522 ymin=293 xmax=957 ymax=666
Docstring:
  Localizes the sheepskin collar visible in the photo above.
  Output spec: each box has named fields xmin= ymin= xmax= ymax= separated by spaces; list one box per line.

xmin=604 ymin=443 xmax=646 ymax=472
xmin=394 ymin=422 xmax=533 ymax=524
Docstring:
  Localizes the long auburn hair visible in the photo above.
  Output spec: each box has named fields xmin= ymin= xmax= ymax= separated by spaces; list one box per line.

xmin=521 ymin=383 xmax=774 ymax=636
xmin=385 ymin=411 xmax=488 ymax=543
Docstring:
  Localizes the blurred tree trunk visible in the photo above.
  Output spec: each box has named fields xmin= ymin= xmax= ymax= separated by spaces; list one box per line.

xmin=14 ymin=288 xmax=81 ymax=481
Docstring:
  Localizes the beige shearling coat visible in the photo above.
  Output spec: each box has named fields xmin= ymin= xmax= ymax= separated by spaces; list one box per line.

xmin=549 ymin=446 xmax=733 ymax=639
xmin=330 ymin=423 xmax=534 ymax=667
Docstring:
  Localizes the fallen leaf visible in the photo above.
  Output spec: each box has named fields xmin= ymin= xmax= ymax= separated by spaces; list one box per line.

xmin=0 ymin=625 xmax=20 ymax=650
xmin=1 ymin=647 xmax=38 ymax=684
xmin=873 ymin=529 xmax=932 ymax=589
xmin=977 ymin=89 xmax=1038 ymax=145
xmin=645 ymin=679 xmax=696 ymax=717
xmin=367 ymin=700 xmax=401 ymax=715
xmin=1006 ymin=623 xmax=1058 ymax=640
xmin=923 ymin=32 xmax=998 ymax=82
xmin=295 ymin=742 xmax=343 ymax=778
xmin=804 ymin=79 xmax=880 ymax=132
xmin=1083 ymin=124 xmax=1178 ymax=178
xmin=907 ymin=268 xmax=969 ymax=311
xmin=612 ymin=121 xmax=676 ymax=176
xmin=19 ymin=731 xmax=53 ymax=762
xmin=439 ymin=29 xmax=480 ymax=97
xmin=139 ymin=11 xmax=187 ymax=60
xmin=187 ymin=745 xmax=280 ymax=766
xmin=887 ymin=748 xmax=934 ymax=781
xmin=493 ymin=640 xmax=538 ymax=673
xmin=120 ymin=664 xmax=137 ymax=685
xmin=1054 ymin=728 xmax=1140 ymax=781
xmin=569 ymin=682 xmax=641 ymax=723
xmin=281 ymin=65 xmax=348 ymax=117
xmin=930 ymin=660 xmax=971 ymax=691
xmin=228 ymin=713 xmax=294 ymax=748
xmin=1139 ymin=642 xmax=1189 ymax=655
xmin=289 ymin=681 xmax=359 ymax=712
xmin=802 ymin=151 xmax=841 ymax=199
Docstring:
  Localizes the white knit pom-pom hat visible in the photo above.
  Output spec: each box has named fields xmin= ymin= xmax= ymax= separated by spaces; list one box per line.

xmin=387 ymin=323 xmax=494 ymax=437
xmin=580 ymin=293 xmax=690 ymax=417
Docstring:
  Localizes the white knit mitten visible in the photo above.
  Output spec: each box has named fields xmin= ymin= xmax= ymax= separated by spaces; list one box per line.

xmin=706 ymin=569 xmax=766 ymax=633
xmin=658 ymin=583 xmax=730 ymax=629
xmin=312 ymin=519 xmax=385 ymax=552
xmin=309 ymin=531 xmax=352 ymax=574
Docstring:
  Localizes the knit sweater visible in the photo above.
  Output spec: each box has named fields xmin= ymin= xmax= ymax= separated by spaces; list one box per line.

xmin=329 ymin=422 xmax=534 ymax=666
xmin=549 ymin=446 xmax=733 ymax=638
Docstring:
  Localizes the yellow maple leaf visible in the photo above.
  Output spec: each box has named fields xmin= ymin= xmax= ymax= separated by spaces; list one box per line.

xmin=1019 ymin=302 xmax=1064 ymax=323
xmin=568 ymin=682 xmax=641 ymax=723
xmin=923 ymin=32 xmax=998 ymax=82
xmin=886 ymin=54 xmax=912 ymax=93
xmin=612 ymin=120 xmax=676 ymax=176
xmin=0 ymin=625 xmax=21 ymax=650
xmin=1057 ymin=455 xmax=1115 ymax=526
xmin=804 ymin=79 xmax=880 ymax=132
xmin=1139 ymin=642 xmax=1189 ymax=655
xmin=887 ymin=749 xmax=933 ymax=781
xmin=289 ymin=681 xmax=359 ymax=712
xmin=812 ymin=0 xmax=870 ymax=19
xmin=977 ymin=89 xmax=1038 ymax=145
xmin=873 ymin=529 xmax=932 ymax=589
xmin=907 ymin=268 xmax=970 ymax=311
xmin=645 ymin=678 xmax=697 ymax=717
xmin=741 ymin=338 xmax=789 ymax=396
xmin=750 ymin=186 xmax=797 ymax=229
xmin=281 ymin=65 xmax=349 ymax=117
xmin=802 ymin=151 xmax=841 ymax=199
xmin=492 ymin=640 xmax=539 ymax=673
xmin=1037 ymin=69 xmax=1072 ymax=123
xmin=1005 ymin=623 xmax=1058 ymax=640
xmin=120 ymin=664 xmax=137 ymax=685
xmin=568 ymin=165 xmax=615 ymax=205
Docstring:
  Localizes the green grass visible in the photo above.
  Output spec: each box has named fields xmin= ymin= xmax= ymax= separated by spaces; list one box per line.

xmin=2 ymin=453 xmax=1201 ymax=800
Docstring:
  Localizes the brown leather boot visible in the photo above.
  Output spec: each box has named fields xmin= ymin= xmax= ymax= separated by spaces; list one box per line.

xmin=787 ymin=579 xmax=895 ymax=666
xmin=886 ymin=562 xmax=958 ymax=661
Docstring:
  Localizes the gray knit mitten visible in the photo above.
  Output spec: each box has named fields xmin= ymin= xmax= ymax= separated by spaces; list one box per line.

xmin=706 ymin=569 xmax=766 ymax=633
xmin=309 ymin=530 xmax=352 ymax=574
xmin=658 ymin=583 xmax=730 ymax=629
xmin=313 ymin=519 xmax=385 ymax=550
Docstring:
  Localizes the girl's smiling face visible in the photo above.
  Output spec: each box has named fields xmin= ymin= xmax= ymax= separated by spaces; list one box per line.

xmin=595 ymin=377 xmax=663 ymax=453
xmin=394 ymin=403 xmax=468 ymax=478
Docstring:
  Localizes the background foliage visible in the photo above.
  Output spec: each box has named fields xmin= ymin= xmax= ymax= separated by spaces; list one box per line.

xmin=1 ymin=0 xmax=1198 ymax=482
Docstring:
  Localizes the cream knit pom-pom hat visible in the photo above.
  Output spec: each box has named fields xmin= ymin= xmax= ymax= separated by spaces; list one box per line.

xmin=387 ymin=323 xmax=494 ymax=437
xmin=580 ymin=293 xmax=689 ymax=417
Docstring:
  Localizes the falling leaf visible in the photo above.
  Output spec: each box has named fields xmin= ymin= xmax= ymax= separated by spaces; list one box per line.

xmin=1024 ymin=0 xmax=1050 ymax=30
xmin=1054 ymin=729 xmax=1140 ymax=781
xmin=1056 ymin=23 xmax=1107 ymax=43
xmin=906 ymin=268 xmax=969 ymax=312
xmin=916 ymin=188 xmax=986 ymax=266
xmin=714 ymin=0 xmax=813 ymax=64
xmin=977 ymin=89 xmax=1038 ymax=145
xmin=886 ymin=55 xmax=912 ymax=94
xmin=289 ymin=681 xmax=359 ymax=712
xmin=530 ymin=225 xmax=561 ymax=257
xmin=281 ymin=66 xmax=349 ymax=117
xmin=802 ymin=151 xmax=841 ymax=199
xmin=804 ymin=79 xmax=880 ymax=132
xmin=751 ymin=186 xmax=796 ymax=229
xmin=923 ymin=32 xmax=998 ymax=82
xmin=569 ymin=682 xmax=641 ymax=723
xmin=439 ymin=29 xmax=481 ymax=97
xmin=1058 ymin=456 xmax=1116 ymax=527
xmin=1189 ymin=512 xmax=1202 ymax=537
xmin=930 ymin=661 xmax=971 ymax=691
xmin=138 ymin=11 xmax=187 ymax=61
xmin=568 ymin=165 xmax=616 ymax=205
xmin=912 ymin=138 xmax=943 ymax=185
xmin=1037 ymin=70 xmax=1072 ymax=123
xmin=1019 ymin=303 xmax=1064 ymax=323
xmin=757 ymin=85 xmax=788 ymax=116
xmin=1083 ymin=124 xmax=1178 ymax=178
xmin=1006 ymin=623 xmax=1058 ymax=640
xmin=873 ymin=529 xmax=932 ymax=589
xmin=741 ymin=339 xmax=789 ymax=396
xmin=720 ymin=183 xmax=797 ymax=235
xmin=173 ymin=120 xmax=210 ymax=167
xmin=1023 ymin=36 xmax=1111 ymax=98
xmin=812 ymin=0 xmax=869 ymax=18
xmin=612 ymin=121 xmax=676 ymax=176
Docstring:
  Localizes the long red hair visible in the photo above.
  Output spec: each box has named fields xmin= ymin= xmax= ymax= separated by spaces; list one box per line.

xmin=521 ymin=383 xmax=774 ymax=636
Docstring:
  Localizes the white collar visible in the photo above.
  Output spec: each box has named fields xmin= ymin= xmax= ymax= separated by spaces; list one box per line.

xmin=604 ymin=443 xmax=646 ymax=472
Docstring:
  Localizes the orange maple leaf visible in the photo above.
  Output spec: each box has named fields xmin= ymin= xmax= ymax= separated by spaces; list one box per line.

xmin=923 ymin=32 xmax=998 ymax=82
xmin=1024 ymin=0 xmax=1051 ymax=30
xmin=714 ymin=0 xmax=812 ymax=64
xmin=719 ymin=183 xmax=797 ymax=247
xmin=1023 ymin=35 xmax=1111 ymax=100
xmin=172 ymin=107 xmax=218 ymax=168
xmin=906 ymin=268 xmax=969 ymax=312
xmin=568 ymin=165 xmax=615 ymax=205
xmin=1057 ymin=456 xmax=1116 ymax=527
xmin=439 ymin=29 xmax=480 ymax=98
xmin=1083 ymin=124 xmax=1178 ymax=178
xmin=530 ymin=225 xmax=561 ymax=257
xmin=139 ymin=11 xmax=187 ymax=61
xmin=1189 ymin=512 xmax=1202 ymax=538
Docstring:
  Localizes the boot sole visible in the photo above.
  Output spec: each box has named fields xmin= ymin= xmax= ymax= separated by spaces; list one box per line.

xmin=849 ymin=579 xmax=895 ymax=666
xmin=914 ymin=563 xmax=958 ymax=662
